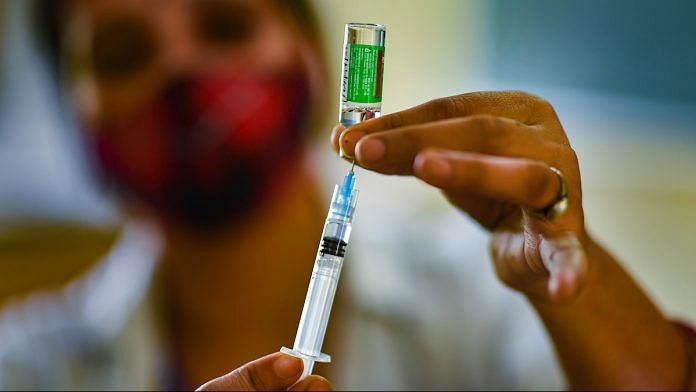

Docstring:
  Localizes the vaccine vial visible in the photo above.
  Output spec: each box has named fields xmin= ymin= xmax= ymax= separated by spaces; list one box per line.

xmin=339 ymin=23 xmax=386 ymax=127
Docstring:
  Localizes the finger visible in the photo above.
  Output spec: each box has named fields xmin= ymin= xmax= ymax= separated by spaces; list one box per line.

xmin=196 ymin=352 xmax=303 ymax=391
xmin=329 ymin=123 xmax=345 ymax=156
xmin=491 ymin=230 xmax=550 ymax=295
xmin=414 ymin=149 xmax=560 ymax=210
xmin=539 ymin=231 xmax=588 ymax=302
xmin=352 ymin=115 xmax=550 ymax=175
xmin=289 ymin=375 xmax=333 ymax=391
xmin=444 ymin=192 xmax=519 ymax=231
xmin=336 ymin=91 xmax=554 ymax=155
xmin=348 ymin=90 xmax=543 ymax=135
xmin=524 ymin=216 xmax=588 ymax=303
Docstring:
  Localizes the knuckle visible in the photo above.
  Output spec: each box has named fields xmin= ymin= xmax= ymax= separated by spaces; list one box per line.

xmin=466 ymin=114 xmax=507 ymax=150
xmin=505 ymin=90 xmax=539 ymax=108
xmin=557 ymin=146 xmax=582 ymax=194
xmin=566 ymin=146 xmax=580 ymax=166
xmin=387 ymin=111 xmax=405 ymax=129
xmin=499 ymin=90 xmax=554 ymax=124
xmin=237 ymin=365 xmax=263 ymax=390
xmin=534 ymin=96 xmax=554 ymax=114
xmin=553 ymin=146 xmax=580 ymax=176
xmin=492 ymin=257 xmax=513 ymax=285
xmin=490 ymin=235 xmax=522 ymax=287
xmin=427 ymin=96 xmax=459 ymax=120
xmin=529 ymin=94 xmax=557 ymax=124
xmin=494 ymin=263 xmax=519 ymax=289
xmin=507 ymin=89 xmax=534 ymax=100
xmin=468 ymin=113 xmax=499 ymax=130
xmin=451 ymin=94 xmax=472 ymax=115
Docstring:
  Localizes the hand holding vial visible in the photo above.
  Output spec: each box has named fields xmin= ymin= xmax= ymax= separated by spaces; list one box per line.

xmin=332 ymin=91 xmax=587 ymax=303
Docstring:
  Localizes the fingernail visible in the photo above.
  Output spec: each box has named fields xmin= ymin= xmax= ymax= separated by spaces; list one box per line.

xmin=330 ymin=124 xmax=345 ymax=143
xmin=340 ymin=130 xmax=365 ymax=158
xmin=331 ymin=123 xmax=345 ymax=134
xmin=273 ymin=354 xmax=303 ymax=379
xmin=423 ymin=156 xmax=452 ymax=182
xmin=549 ymin=269 xmax=580 ymax=303
xmin=355 ymin=138 xmax=385 ymax=163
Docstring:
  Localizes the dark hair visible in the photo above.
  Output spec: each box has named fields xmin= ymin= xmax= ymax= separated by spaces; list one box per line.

xmin=32 ymin=0 xmax=322 ymax=78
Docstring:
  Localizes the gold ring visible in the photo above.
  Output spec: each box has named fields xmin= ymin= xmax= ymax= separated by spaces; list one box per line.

xmin=531 ymin=166 xmax=569 ymax=220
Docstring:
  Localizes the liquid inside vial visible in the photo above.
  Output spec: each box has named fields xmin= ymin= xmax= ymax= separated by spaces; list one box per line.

xmin=339 ymin=23 xmax=386 ymax=127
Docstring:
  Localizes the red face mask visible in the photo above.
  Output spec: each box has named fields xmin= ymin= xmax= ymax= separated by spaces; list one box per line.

xmin=90 ymin=72 xmax=310 ymax=228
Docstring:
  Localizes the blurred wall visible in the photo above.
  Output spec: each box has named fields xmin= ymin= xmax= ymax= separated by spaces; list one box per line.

xmin=488 ymin=0 xmax=696 ymax=102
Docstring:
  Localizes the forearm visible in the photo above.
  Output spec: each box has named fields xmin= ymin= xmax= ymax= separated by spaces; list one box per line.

xmin=530 ymin=236 xmax=689 ymax=390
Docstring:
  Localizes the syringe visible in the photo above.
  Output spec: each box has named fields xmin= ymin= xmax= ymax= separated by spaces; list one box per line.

xmin=281 ymin=167 xmax=359 ymax=380
xmin=281 ymin=21 xmax=384 ymax=381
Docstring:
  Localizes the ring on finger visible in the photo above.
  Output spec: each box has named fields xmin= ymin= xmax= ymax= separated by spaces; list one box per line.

xmin=530 ymin=166 xmax=569 ymax=220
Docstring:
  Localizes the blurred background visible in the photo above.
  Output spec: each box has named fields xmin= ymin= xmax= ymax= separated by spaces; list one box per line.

xmin=1 ymin=0 xmax=695 ymax=390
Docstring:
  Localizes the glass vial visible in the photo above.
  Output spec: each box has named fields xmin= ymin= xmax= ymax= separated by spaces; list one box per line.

xmin=339 ymin=23 xmax=386 ymax=127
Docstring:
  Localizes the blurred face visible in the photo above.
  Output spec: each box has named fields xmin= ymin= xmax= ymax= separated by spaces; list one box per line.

xmin=61 ymin=0 xmax=324 ymax=227
xmin=65 ymin=0 xmax=321 ymax=124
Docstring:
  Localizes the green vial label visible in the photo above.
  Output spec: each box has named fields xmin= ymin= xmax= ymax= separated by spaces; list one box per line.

xmin=346 ymin=44 xmax=385 ymax=103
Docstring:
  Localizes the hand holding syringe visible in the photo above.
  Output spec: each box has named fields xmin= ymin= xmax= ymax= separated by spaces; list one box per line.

xmin=281 ymin=23 xmax=385 ymax=381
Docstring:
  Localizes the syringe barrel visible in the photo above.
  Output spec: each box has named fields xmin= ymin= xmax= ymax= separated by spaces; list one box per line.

xmin=290 ymin=184 xmax=358 ymax=368
xmin=291 ymin=242 xmax=347 ymax=357
xmin=339 ymin=23 xmax=386 ymax=127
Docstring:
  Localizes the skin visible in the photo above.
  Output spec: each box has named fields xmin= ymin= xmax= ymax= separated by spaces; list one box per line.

xmin=332 ymin=91 xmax=695 ymax=390
xmin=64 ymin=0 xmax=331 ymax=388
xmin=196 ymin=352 xmax=331 ymax=391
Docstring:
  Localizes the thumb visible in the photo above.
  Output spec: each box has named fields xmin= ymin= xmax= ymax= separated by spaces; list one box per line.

xmin=196 ymin=352 xmax=304 ymax=391
xmin=539 ymin=229 xmax=588 ymax=303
